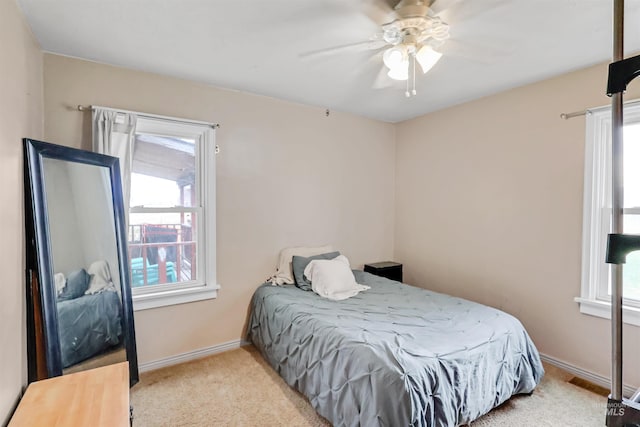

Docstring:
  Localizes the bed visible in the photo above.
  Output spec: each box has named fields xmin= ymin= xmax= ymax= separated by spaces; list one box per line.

xmin=57 ymin=290 xmax=123 ymax=368
xmin=249 ymin=270 xmax=544 ymax=427
xmin=55 ymin=261 xmax=123 ymax=368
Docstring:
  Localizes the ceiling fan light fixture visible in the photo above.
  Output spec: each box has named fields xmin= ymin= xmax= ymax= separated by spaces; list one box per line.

xmin=383 ymin=45 xmax=407 ymax=70
xmin=415 ymin=44 xmax=442 ymax=74
xmin=387 ymin=60 xmax=409 ymax=81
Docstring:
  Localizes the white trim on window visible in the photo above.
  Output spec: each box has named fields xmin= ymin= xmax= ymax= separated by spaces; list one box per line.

xmin=574 ymin=297 xmax=640 ymax=327
xmin=133 ymin=282 xmax=220 ymax=311
xmin=578 ymin=100 xmax=640 ymax=323
xmin=129 ymin=115 xmax=218 ymax=311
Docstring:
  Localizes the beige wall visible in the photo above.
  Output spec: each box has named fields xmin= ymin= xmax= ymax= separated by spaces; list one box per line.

xmin=38 ymin=23 xmax=640 ymax=394
xmin=43 ymin=54 xmax=396 ymax=364
xmin=395 ymin=62 xmax=640 ymax=387
xmin=0 ymin=0 xmax=43 ymax=423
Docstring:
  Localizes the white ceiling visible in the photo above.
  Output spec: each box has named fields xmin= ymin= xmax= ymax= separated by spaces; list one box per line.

xmin=16 ymin=0 xmax=640 ymax=123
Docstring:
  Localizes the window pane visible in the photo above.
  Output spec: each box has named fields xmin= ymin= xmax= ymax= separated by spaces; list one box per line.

xmin=131 ymin=134 xmax=196 ymax=208
xmin=602 ymin=124 xmax=640 ymax=302
xmin=621 ymin=123 xmax=640 ymax=301
xmin=623 ymin=122 xmax=640 ymax=208
xmin=606 ymin=214 xmax=640 ymax=301
xmin=622 ymin=214 xmax=640 ymax=300
xmin=624 ymin=252 xmax=640 ymax=300
xmin=128 ymin=212 xmax=197 ymax=288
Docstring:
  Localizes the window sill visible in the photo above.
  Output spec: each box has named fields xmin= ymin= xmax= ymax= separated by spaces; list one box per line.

xmin=133 ymin=283 xmax=220 ymax=311
xmin=574 ymin=297 xmax=640 ymax=327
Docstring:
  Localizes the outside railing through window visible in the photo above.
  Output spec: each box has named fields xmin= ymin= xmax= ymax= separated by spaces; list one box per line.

xmin=128 ymin=223 xmax=196 ymax=287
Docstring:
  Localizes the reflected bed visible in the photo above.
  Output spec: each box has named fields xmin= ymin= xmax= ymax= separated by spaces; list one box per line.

xmin=57 ymin=290 xmax=123 ymax=368
xmin=249 ymin=271 xmax=544 ymax=427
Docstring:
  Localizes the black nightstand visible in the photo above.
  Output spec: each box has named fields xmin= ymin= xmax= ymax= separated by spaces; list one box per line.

xmin=364 ymin=261 xmax=403 ymax=282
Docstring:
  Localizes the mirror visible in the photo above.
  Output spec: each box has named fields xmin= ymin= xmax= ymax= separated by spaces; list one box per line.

xmin=24 ymin=138 xmax=138 ymax=386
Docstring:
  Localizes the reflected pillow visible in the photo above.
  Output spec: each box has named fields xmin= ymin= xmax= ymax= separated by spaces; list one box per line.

xmin=292 ymin=251 xmax=340 ymax=291
xmin=86 ymin=260 xmax=115 ymax=294
xmin=54 ymin=273 xmax=66 ymax=296
xmin=57 ymin=269 xmax=90 ymax=301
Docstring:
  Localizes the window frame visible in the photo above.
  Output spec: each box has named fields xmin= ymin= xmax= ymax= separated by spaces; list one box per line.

xmin=129 ymin=116 xmax=218 ymax=311
xmin=577 ymin=100 xmax=640 ymax=325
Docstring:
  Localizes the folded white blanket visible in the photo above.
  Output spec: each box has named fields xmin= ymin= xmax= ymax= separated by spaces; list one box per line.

xmin=85 ymin=260 xmax=116 ymax=294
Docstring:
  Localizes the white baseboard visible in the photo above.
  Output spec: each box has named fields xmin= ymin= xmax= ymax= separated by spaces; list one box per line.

xmin=539 ymin=352 xmax=638 ymax=398
xmin=139 ymin=339 xmax=251 ymax=373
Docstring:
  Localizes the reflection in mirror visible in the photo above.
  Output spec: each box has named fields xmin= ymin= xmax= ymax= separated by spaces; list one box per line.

xmin=42 ymin=158 xmax=126 ymax=373
xmin=24 ymin=139 xmax=138 ymax=386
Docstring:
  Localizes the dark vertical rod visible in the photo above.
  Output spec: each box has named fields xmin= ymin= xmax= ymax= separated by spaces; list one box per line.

xmin=611 ymin=0 xmax=624 ymax=402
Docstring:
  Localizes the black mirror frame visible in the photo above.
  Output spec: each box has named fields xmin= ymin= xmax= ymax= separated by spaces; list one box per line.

xmin=24 ymin=138 xmax=139 ymax=386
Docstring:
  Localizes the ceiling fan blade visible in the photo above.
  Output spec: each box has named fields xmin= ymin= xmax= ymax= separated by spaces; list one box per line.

xmin=372 ymin=64 xmax=395 ymax=89
xmin=299 ymin=37 xmax=388 ymax=59
xmin=442 ymin=38 xmax=513 ymax=64
xmin=340 ymin=49 xmax=393 ymax=91
xmin=362 ymin=0 xmax=398 ymax=25
xmin=431 ymin=0 xmax=508 ymax=24
xmin=429 ymin=0 xmax=460 ymax=14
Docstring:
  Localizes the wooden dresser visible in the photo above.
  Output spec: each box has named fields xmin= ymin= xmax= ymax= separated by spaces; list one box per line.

xmin=9 ymin=362 xmax=130 ymax=427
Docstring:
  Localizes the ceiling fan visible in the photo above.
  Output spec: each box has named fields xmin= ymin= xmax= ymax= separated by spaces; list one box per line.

xmin=377 ymin=0 xmax=449 ymax=90
xmin=303 ymin=0 xmax=504 ymax=98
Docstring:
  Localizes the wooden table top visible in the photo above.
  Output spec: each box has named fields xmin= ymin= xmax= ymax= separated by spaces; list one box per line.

xmin=9 ymin=362 xmax=129 ymax=427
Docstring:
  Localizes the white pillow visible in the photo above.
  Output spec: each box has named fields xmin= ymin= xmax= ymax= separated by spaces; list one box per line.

xmin=54 ymin=273 xmax=67 ymax=296
xmin=270 ymin=245 xmax=333 ymax=285
xmin=304 ymin=255 xmax=370 ymax=300
xmin=85 ymin=260 xmax=116 ymax=295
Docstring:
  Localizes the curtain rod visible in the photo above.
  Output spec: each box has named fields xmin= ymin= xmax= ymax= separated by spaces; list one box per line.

xmin=560 ymin=109 xmax=592 ymax=120
xmin=77 ymin=105 xmax=220 ymax=129
xmin=560 ymin=98 xmax=640 ymax=120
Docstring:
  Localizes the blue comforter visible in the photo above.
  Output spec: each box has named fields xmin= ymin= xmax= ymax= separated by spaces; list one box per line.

xmin=249 ymin=271 xmax=544 ymax=427
xmin=57 ymin=290 xmax=123 ymax=368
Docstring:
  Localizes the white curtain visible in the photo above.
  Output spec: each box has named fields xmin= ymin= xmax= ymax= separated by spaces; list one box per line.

xmin=92 ymin=108 xmax=137 ymax=226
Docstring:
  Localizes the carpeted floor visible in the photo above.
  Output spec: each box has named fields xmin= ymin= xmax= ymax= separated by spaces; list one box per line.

xmin=131 ymin=345 xmax=606 ymax=426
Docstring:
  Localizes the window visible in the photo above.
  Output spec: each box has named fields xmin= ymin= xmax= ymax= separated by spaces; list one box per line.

xmin=577 ymin=101 xmax=640 ymax=325
xmin=129 ymin=116 xmax=217 ymax=310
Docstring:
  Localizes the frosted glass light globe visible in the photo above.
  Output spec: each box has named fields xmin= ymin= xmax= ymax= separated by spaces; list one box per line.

xmin=383 ymin=46 xmax=406 ymax=70
xmin=387 ymin=60 xmax=409 ymax=81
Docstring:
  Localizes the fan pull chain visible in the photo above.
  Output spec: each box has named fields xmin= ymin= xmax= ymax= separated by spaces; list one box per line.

xmin=412 ymin=54 xmax=417 ymax=96
xmin=405 ymin=53 xmax=418 ymax=98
